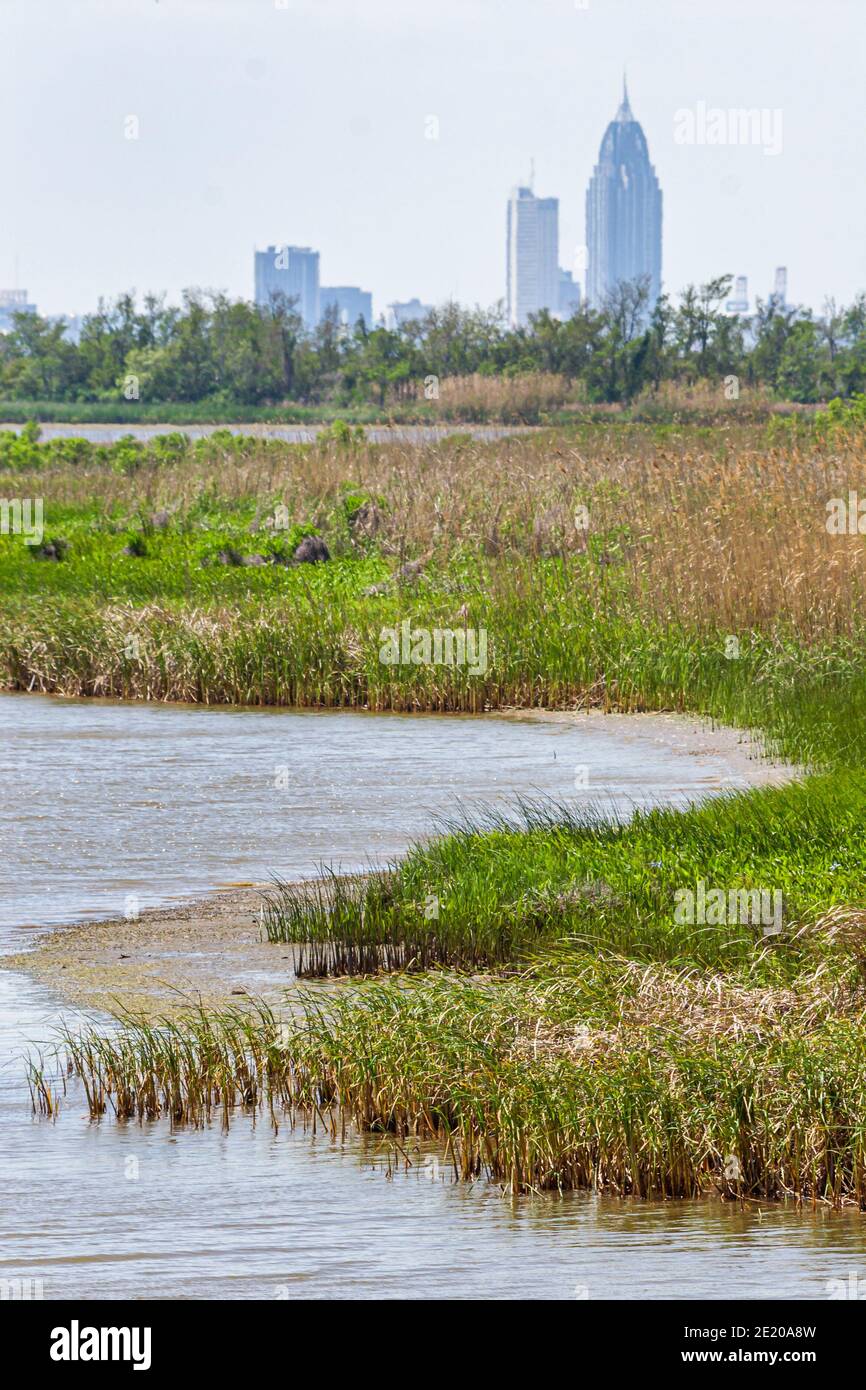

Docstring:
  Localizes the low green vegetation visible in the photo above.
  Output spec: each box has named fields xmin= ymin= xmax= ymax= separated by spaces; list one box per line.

xmin=0 ymin=400 xmax=391 ymax=426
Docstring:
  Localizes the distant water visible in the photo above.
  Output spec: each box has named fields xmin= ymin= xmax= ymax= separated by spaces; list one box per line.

xmin=0 ymin=421 xmax=533 ymax=444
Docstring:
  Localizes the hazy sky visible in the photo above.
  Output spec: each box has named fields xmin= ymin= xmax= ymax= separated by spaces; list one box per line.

xmin=2 ymin=0 xmax=863 ymax=320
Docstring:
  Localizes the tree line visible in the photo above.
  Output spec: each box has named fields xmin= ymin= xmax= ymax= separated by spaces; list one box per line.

xmin=1 ymin=275 xmax=864 ymax=407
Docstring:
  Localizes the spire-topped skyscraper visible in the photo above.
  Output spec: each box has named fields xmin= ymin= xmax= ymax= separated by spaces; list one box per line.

xmin=585 ymin=77 xmax=662 ymax=311
xmin=619 ymin=71 xmax=633 ymax=121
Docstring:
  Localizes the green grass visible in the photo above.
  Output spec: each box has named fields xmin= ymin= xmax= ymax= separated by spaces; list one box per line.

xmin=7 ymin=530 xmax=866 ymax=765
xmin=260 ymin=774 xmax=866 ymax=979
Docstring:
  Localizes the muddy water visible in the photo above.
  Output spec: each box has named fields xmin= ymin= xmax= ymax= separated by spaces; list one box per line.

xmin=4 ymin=693 xmax=858 ymax=1301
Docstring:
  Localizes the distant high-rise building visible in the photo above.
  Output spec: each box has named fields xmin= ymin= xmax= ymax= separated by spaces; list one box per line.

xmin=506 ymin=186 xmax=559 ymax=328
xmin=727 ymin=275 xmax=749 ymax=315
xmin=0 ymin=288 xmax=37 ymax=333
xmin=772 ymin=266 xmax=788 ymax=309
xmin=254 ymin=245 xmax=320 ymax=329
xmin=557 ymin=268 xmax=582 ymax=320
xmin=47 ymin=313 xmax=84 ymax=344
xmin=319 ymin=286 xmax=373 ymax=330
xmin=585 ymin=78 xmax=662 ymax=311
xmin=387 ymin=298 xmax=433 ymax=330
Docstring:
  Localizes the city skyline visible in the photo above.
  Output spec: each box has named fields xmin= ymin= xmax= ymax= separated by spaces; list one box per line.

xmin=2 ymin=0 xmax=864 ymax=321
xmin=2 ymin=147 xmax=811 ymax=338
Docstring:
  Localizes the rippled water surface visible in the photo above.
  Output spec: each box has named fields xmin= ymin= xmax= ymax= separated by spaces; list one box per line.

xmin=0 ymin=694 xmax=760 ymax=937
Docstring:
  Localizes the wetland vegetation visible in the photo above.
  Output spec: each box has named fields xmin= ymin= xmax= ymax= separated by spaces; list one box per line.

xmin=11 ymin=398 xmax=866 ymax=1204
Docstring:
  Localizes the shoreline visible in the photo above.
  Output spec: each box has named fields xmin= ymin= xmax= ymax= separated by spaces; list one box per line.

xmin=1 ymin=885 xmax=279 ymax=1018
xmin=1 ymin=710 xmax=798 ymax=1018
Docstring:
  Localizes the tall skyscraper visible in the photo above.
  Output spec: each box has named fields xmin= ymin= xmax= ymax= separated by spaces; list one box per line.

xmin=506 ymin=186 xmax=559 ymax=328
xmin=772 ymin=267 xmax=788 ymax=309
xmin=585 ymin=79 xmax=662 ymax=310
xmin=254 ymin=245 xmax=320 ymax=329
xmin=319 ymin=286 xmax=373 ymax=330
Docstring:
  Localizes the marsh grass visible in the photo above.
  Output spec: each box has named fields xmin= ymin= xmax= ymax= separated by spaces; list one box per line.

xmin=5 ymin=424 xmax=866 ymax=740
xmin=402 ymin=372 xmax=572 ymax=423
xmin=259 ymin=774 xmax=866 ymax=978
xmin=48 ymin=766 xmax=866 ymax=1202
xmin=0 ymin=380 xmax=808 ymax=428
xmin=16 ymin=417 xmax=866 ymax=1204
xmin=260 ymin=856 xmax=568 ymax=974
xmin=55 ymin=950 xmax=866 ymax=1202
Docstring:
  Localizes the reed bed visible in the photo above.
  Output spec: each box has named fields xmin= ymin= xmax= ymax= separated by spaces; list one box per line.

xmin=55 ymin=952 xmax=866 ymax=1203
xmin=45 ymin=768 xmax=866 ymax=1202
xmin=402 ymin=371 xmax=572 ymax=422
xmin=5 ymin=423 xmax=866 ymax=724
xmin=259 ymin=862 xmax=565 ymax=974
